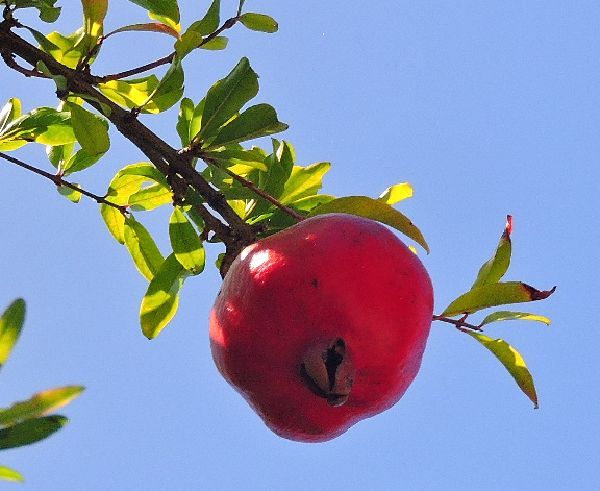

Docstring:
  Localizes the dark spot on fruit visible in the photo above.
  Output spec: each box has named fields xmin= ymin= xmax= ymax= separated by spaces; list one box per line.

xmin=311 ymin=278 xmax=319 ymax=288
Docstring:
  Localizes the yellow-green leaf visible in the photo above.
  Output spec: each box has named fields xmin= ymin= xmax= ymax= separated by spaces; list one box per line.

xmin=461 ymin=329 xmax=538 ymax=408
xmin=0 ymin=299 xmax=25 ymax=369
xmin=443 ymin=282 xmax=556 ymax=317
xmin=0 ymin=416 xmax=68 ymax=450
xmin=472 ymin=215 xmax=512 ymax=289
xmin=101 ymin=204 xmax=126 ymax=244
xmin=123 ymin=216 xmax=165 ymax=280
xmin=309 ymin=195 xmax=430 ymax=253
xmin=57 ymin=183 xmax=82 ymax=203
xmin=81 ymin=0 xmax=108 ymax=53
xmin=0 ymin=466 xmax=24 ymax=483
xmin=0 ymin=386 xmax=84 ymax=427
xmin=239 ymin=13 xmax=278 ymax=33
xmin=0 ymin=98 xmax=22 ymax=133
xmin=378 ymin=182 xmax=413 ymax=204
xmin=480 ymin=311 xmax=551 ymax=327
xmin=67 ymin=103 xmax=110 ymax=155
xmin=128 ymin=183 xmax=172 ymax=211
xmin=140 ymin=254 xmax=186 ymax=339
xmin=169 ymin=207 xmax=205 ymax=274
xmin=279 ymin=162 xmax=330 ymax=204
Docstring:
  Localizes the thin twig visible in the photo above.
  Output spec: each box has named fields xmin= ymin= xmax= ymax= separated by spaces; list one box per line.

xmin=0 ymin=51 xmax=47 ymax=78
xmin=0 ymin=152 xmax=127 ymax=212
xmin=432 ymin=314 xmax=483 ymax=332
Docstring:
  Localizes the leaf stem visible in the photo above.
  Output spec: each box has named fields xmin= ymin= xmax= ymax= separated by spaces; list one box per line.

xmin=432 ymin=314 xmax=483 ymax=332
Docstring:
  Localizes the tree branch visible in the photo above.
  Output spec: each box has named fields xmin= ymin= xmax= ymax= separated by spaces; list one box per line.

xmin=0 ymin=152 xmax=127 ymax=212
xmin=432 ymin=314 xmax=483 ymax=332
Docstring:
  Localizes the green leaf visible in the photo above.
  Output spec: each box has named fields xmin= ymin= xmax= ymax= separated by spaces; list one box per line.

xmin=169 ymin=207 xmax=205 ymax=274
xmin=175 ymin=0 xmax=220 ymax=56
xmin=442 ymin=282 xmax=556 ymax=317
xmin=0 ymin=415 xmax=68 ymax=450
xmin=81 ymin=0 xmax=108 ymax=54
xmin=141 ymin=56 xmax=184 ymax=112
xmin=126 ymin=0 xmax=180 ymax=30
xmin=472 ymin=215 xmax=512 ymax=289
xmin=278 ymin=161 xmax=330 ymax=204
xmin=62 ymin=148 xmax=102 ymax=175
xmin=128 ymin=183 xmax=173 ymax=211
xmin=13 ymin=0 xmax=60 ymax=23
xmin=309 ymin=195 xmax=430 ymax=253
xmin=378 ymin=182 xmax=413 ymax=204
xmin=0 ymin=386 xmax=84 ymax=427
xmin=480 ymin=311 xmax=551 ymax=327
xmin=0 ymin=107 xmax=75 ymax=147
xmin=0 ymin=466 xmax=25 ymax=483
xmin=46 ymin=141 xmax=74 ymax=170
xmin=199 ymin=36 xmax=228 ymax=51
xmin=0 ymin=299 xmax=25 ymax=369
xmin=44 ymin=29 xmax=85 ymax=68
xmin=101 ymin=204 xmax=127 ymax=244
xmin=57 ymin=183 xmax=82 ymax=203
xmin=239 ymin=13 xmax=278 ymax=33
xmin=461 ymin=329 xmax=538 ymax=408
xmin=195 ymin=57 xmax=259 ymax=142
xmin=123 ymin=216 xmax=165 ymax=280
xmin=140 ymin=254 xmax=186 ymax=339
xmin=0 ymin=98 xmax=22 ymax=133
xmin=207 ymin=104 xmax=288 ymax=148
xmin=99 ymin=74 xmax=180 ymax=114
xmin=205 ymin=145 xmax=269 ymax=172
xmin=67 ymin=103 xmax=110 ymax=155
xmin=176 ymin=97 xmax=194 ymax=146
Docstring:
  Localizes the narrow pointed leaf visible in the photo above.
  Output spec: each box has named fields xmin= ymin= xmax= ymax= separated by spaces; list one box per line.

xmin=240 ymin=13 xmax=278 ymax=33
xmin=309 ymin=196 xmax=430 ymax=253
xmin=443 ymin=282 xmax=556 ymax=316
xmin=169 ymin=207 xmax=205 ymax=274
xmin=378 ymin=182 xmax=413 ymax=204
xmin=460 ymin=329 xmax=538 ymax=408
xmin=208 ymin=104 xmax=288 ymax=147
xmin=123 ymin=216 xmax=165 ymax=280
xmin=63 ymin=148 xmax=102 ymax=175
xmin=196 ymin=58 xmax=259 ymax=141
xmin=140 ymin=254 xmax=186 ymax=339
xmin=141 ymin=56 xmax=184 ymax=112
xmin=480 ymin=311 xmax=551 ymax=327
xmin=106 ymin=22 xmax=180 ymax=39
xmin=472 ymin=215 xmax=512 ymax=289
xmin=0 ymin=386 xmax=84 ymax=427
xmin=0 ymin=466 xmax=24 ymax=483
xmin=0 ymin=416 xmax=68 ymax=450
xmin=81 ymin=0 xmax=108 ymax=54
xmin=189 ymin=0 xmax=220 ymax=35
xmin=0 ymin=299 xmax=25 ymax=369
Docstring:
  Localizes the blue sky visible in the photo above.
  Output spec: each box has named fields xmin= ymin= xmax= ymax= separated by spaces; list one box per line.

xmin=1 ymin=1 xmax=599 ymax=489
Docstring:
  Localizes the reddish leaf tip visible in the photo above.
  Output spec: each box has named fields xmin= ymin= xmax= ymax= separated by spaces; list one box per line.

xmin=505 ymin=215 xmax=513 ymax=236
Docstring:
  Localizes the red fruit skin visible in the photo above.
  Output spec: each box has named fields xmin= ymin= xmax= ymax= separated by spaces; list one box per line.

xmin=209 ymin=213 xmax=434 ymax=442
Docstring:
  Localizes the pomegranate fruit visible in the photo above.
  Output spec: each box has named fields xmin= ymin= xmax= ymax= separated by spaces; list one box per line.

xmin=209 ymin=213 xmax=433 ymax=442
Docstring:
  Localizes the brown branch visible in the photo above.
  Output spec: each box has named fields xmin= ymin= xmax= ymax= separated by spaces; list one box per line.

xmin=432 ymin=314 xmax=483 ymax=332
xmin=1 ymin=51 xmax=47 ymax=78
xmin=0 ymin=152 xmax=127 ymax=212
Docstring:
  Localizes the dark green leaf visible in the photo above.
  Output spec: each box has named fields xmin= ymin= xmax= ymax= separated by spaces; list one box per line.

xmin=0 ymin=416 xmax=68 ymax=450
xmin=67 ymin=103 xmax=110 ymax=155
xmin=0 ymin=386 xmax=84 ymax=427
xmin=480 ymin=311 xmax=551 ymax=327
xmin=169 ymin=207 xmax=205 ymax=274
xmin=461 ymin=329 xmax=538 ymax=408
xmin=126 ymin=0 xmax=180 ymax=29
xmin=240 ymin=13 xmax=278 ymax=33
xmin=472 ymin=215 xmax=512 ymax=289
xmin=199 ymin=36 xmax=228 ymax=50
xmin=123 ymin=216 xmax=165 ymax=280
xmin=13 ymin=0 xmax=60 ymax=23
xmin=176 ymin=97 xmax=194 ymax=146
xmin=442 ymin=282 xmax=556 ymax=317
xmin=308 ymin=195 xmax=430 ymax=253
xmin=195 ymin=57 xmax=259 ymax=142
xmin=0 ymin=299 xmax=25 ymax=369
xmin=0 ymin=466 xmax=24 ymax=483
xmin=207 ymin=104 xmax=288 ymax=148
xmin=140 ymin=254 xmax=186 ymax=339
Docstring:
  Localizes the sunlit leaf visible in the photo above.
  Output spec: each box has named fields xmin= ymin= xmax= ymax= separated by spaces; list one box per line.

xmin=309 ymin=195 xmax=430 ymax=253
xmin=62 ymin=148 xmax=102 ymax=175
xmin=207 ymin=104 xmax=288 ymax=148
xmin=0 ymin=98 xmax=22 ymax=133
xmin=140 ymin=254 xmax=186 ymax=339
xmin=442 ymin=282 xmax=556 ymax=317
xmin=199 ymin=35 xmax=228 ymax=51
xmin=57 ymin=183 xmax=82 ymax=203
xmin=0 ymin=386 xmax=84 ymax=427
xmin=175 ymin=0 xmax=220 ymax=57
xmin=480 ymin=311 xmax=551 ymax=327
xmin=128 ymin=183 xmax=173 ymax=211
xmin=81 ymin=0 xmax=108 ymax=55
xmin=205 ymin=145 xmax=269 ymax=172
xmin=141 ymin=56 xmax=184 ymax=112
xmin=126 ymin=0 xmax=180 ymax=30
xmin=44 ymin=29 xmax=85 ymax=68
xmin=123 ymin=216 xmax=165 ymax=280
xmin=279 ymin=162 xmax=330 ymax=205
xmin=472 ymin=215 xmax=512 ymax=289
xmin=99 ymin=75 xmax=180 ymax=114
xmin=195 ymin=57 xmax=259 ymax=142
xmin=0 ymin=107 xmax=75 ymax=147
xmin=460 ymin=329 xmax=538 ymax=408
xmin=46 ymin=141 xmax=74 ymax=170
xmin=0 ymin=466 xmax=24 ymax=483
xmin=239 ymin=13 xmax=278 ymax=33
xmin=378 ymin=182 xmax=413 ymax=204
xmin=67 ymin=103 xmax=109 ymax=155
xmin=169 ymin=207 xmax=205 ymax=274
xmin=0 ymin=299 xmax=25 ymax=369
xmin=0 ymin=416 xmax=68 ymax=450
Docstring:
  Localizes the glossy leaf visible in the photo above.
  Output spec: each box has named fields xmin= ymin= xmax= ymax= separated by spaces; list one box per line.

xmin=128 ymin=183 xmax=173 ymax=211
xmin=195 ymin=57 xmax=259 ymax=142
xmin=378 ymin=182 xmax=413 ymax=204
xmin=67 ymin=103 xmax=109 ymax=155
xmin=207 ymin=104 xmax=288 ymax=148
xmin=126 ymin=0 xmax=180 ymax=30
xmin=205 ymin=145 xmax=268 ymax=172
xmin=442 ymin=282 xmax=556 ymax=317
xmin=0 ymin=466 xmax=24 ymax=483
xmin=175 ymin=0 xmax=220 ymax=56
xmin=309 ymin=195 xmax=430 ymax=253
xmin=123 ymin=216 xmax=165 ymax=280
xmin=0 ymin=416 xmax=68 ymax=450
xmin=480 ymin=311 xmax=551 ymax=327
xmin=140 ymin=254 xmax=186 ymax=339
xmin=105 ymin=22 xmax=180 ymax=39
xmin=240 ymin=13 xmax=278 ymax=33
xmin=461 ymin=329 xmax=538 ymax=408
xmin=0 ymin=386 xmax=84 ymax=427
xmin=472 ymin=215 xmax=512 ymax=289
xmin=0 ymin=299 xmax=25 ymax=369
xmin=169 ymin=207 xmax=205 ymax=274
xmin=57 ymin=183 xmax=82 ymax=203
xmin=0 ymin=98 xmax=22 ymax=133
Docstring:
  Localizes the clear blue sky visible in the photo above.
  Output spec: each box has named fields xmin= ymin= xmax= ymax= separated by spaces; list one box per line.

xmin=1 ymin=1 xmax=598 ymax=489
